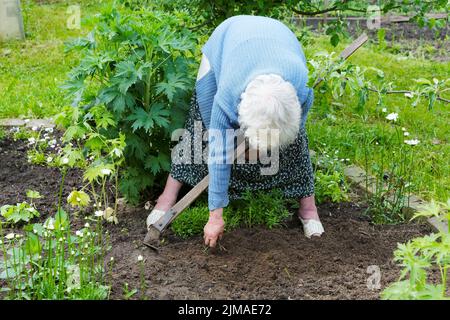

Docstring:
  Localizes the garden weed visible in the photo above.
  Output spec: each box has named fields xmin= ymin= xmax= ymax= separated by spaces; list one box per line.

xmin=171 ymin=189 xmax=290 ymax=239
xmin=382 ymin=199 xmax=450 ymax=300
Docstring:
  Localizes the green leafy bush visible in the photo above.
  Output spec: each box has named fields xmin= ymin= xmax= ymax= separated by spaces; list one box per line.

xmin=382 ymin=199 xmax=450 ymax=300
xmin=60 ymin=4 xmax=197 ymax=204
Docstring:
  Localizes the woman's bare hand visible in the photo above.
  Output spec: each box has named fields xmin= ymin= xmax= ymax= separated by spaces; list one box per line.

xmin=203 ymin=208 xmax=224 ymax=248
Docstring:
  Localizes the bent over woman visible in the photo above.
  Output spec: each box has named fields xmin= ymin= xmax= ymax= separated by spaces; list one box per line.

xmin=146 ymin=15 xmax=324 ymax=248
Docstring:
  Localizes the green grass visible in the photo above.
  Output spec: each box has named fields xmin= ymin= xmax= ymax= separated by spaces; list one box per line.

xmin=0 ymin=0 xmax=102 ymax=118
xmin=304 ymin=36 xmax=450 ymax=202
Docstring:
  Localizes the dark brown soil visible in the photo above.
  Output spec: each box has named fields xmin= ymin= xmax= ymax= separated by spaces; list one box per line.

xmin=0 ymin=135 xmax=82 ymax=214
xmin=107 ymin=202 xmax=433 ymax=300
xmin=0 ymin=134 xmax=435 ymax=300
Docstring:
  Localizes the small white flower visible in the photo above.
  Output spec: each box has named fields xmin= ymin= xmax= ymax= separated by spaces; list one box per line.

xmin=58 ymin=237 xmax=64 ymax=242
xmin=386 ymin=113 xmax=399 ymax=121
xmin=84 ymin=222 xmax=90 ymax=228
xmin=62 ymin=157 xmax=69 ymax=164
xmin=28 ymin=137 xmax=36 ymax=144
xmin=404 ymin=139 xmax=420 ymax=146
xmin=404 ymin=92 xmax=414 ymax=98
xmin=45 ymin=219 xmax=55 ymax=230
xmin=113 ymin=148 xmax=121 ymax=157
xmin=381 ymin=108 xmax=387 ymax=113
xmin=71 ymin=250 xmax=76 ymax=255
xmin=346 ymin=158 xmax=350 ymax=161
xmin=401 ymin=127 xmax=406 ymax=131
xmin=94 ymin=210 xmax=104 ymax=217
xmin=5 ymin=233 xmax=15 ymax=240
xmin=84 ymin=244 xmax=88 ymax=249
xmin=75 ymin=230 xmax=83 ymax=237
xmin=404 ymin=132 xmax=410 ymax=136
xmin=45 ymin=127 xmax=54 ymax=133
xmin=47 ymin=156 xmax=53 ymax=163
xmin=110 ymin=257 xmax=114 ymax=262
xmin=137 ymin=255 xmax=143 ymax=262
xmin=61 ymin=227 xmax=65 ymax=231
xmin=101 ymin=168 xmax=112 ymax=175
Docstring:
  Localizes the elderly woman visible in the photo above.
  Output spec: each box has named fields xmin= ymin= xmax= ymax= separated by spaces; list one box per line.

xmin=146 ymin=15 xmax=324 ymax=247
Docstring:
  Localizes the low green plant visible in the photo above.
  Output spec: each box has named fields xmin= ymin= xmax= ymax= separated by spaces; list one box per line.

xmin=361 ymin=118 xmax=418 ymax=225
xmin=0 ymin=153 xmax=112 ymax=300
xmin=0 ymin=208 xmax=110 ymax=299
xmin=232 ymin=190 xmax=290 ymax=229
xmin=0 ymin=202 xmax=40 ymax=225
xmin=314 ymin=169 xmax=349 ymax=204
xmin=171 ymin=190 xmax=290 ymax=239
xmin=382 ymin=199 xmax=450 ymax=300
xmin=12 ymin=127 xmax=33 ymax=141
xmin=27 ymin=150 xmax=47 ymax=165
xmin=171 ymin=205 xmax=209 ymax=239
xmin=0 ymin=190 xmax=42 ymax=225
xmin=0 ymin=128 xmax=5 ymax=140
xmin=122 ymin=282 xmax=137 ymax=300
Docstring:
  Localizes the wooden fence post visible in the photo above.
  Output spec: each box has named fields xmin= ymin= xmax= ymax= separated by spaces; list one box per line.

xmin=0 ymin=0 xmax=25 ymax=40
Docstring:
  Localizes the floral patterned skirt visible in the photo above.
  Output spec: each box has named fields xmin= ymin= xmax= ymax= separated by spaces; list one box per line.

xmin=170 ymin=92 xmax=315 ymax=201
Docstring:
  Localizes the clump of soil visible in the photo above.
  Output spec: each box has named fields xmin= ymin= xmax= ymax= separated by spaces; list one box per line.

xmin=0 ymin=133 xmax=435 ymax=299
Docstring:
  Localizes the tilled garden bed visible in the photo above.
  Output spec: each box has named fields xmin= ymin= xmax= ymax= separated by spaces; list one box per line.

xmin=0 ymin=135 xmax=435 ymax=299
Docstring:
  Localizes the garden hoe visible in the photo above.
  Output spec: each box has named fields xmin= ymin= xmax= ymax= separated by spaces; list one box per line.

xmin=143 ymin=33 xmax=369 ymax=250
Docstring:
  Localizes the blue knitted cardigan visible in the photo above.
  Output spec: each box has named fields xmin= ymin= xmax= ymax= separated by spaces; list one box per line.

xmin=194 ymin=15 xmax=314 ymax=211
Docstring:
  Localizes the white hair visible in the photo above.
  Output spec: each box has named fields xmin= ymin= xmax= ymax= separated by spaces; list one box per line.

xmin=238 ymin=74 xmax=301 ymax=150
